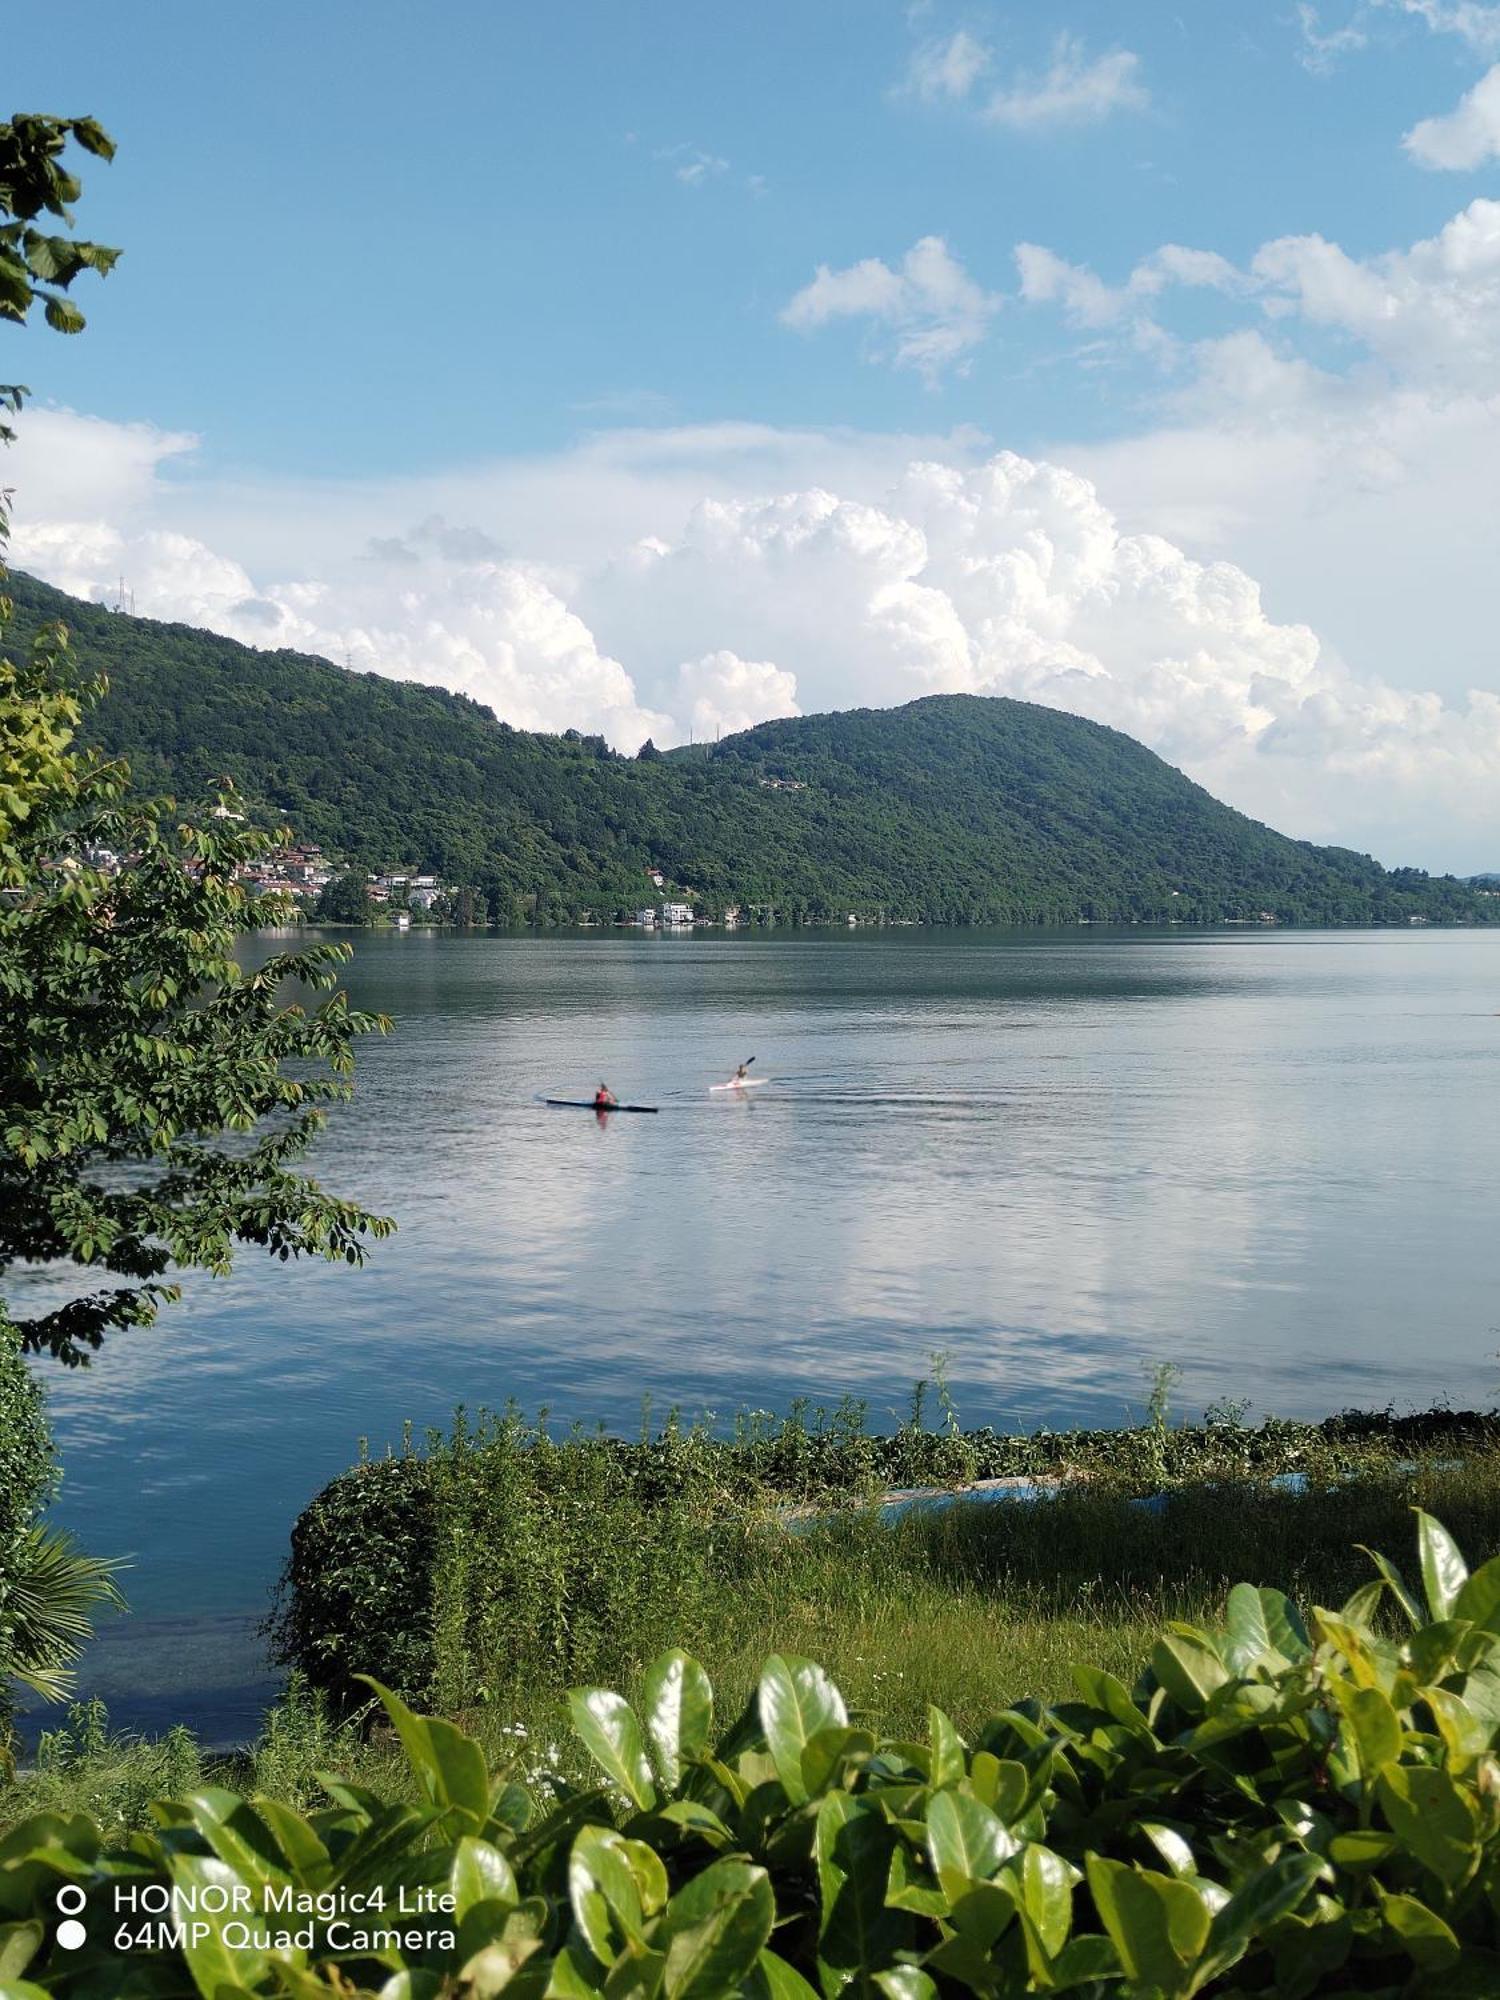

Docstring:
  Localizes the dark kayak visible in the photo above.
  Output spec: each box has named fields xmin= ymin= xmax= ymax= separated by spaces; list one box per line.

xmin=544 ymin=1098 xmax=659 ymax=1114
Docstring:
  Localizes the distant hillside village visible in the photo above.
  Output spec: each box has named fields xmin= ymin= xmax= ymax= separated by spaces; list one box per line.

xmin=250 ymin=844 xmax=747 ymax=929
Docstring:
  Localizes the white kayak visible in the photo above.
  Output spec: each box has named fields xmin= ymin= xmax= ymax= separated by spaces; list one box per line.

xmin=710 ymin=1076 xmax=769 ymax=1092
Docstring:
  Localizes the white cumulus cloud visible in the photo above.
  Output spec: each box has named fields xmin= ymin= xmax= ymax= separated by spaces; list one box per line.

xmin=985 ymin=35 xmax=1148 ymax=130
xmin=781 ymin=236 xmax=1000 ymax=382
xmin=675 ymin=650 xmax=800 ymax=738
xmin=1405 ymin=61 xmax=1500 ymax=166
xmin=8 ymin=405 xmax=1500 ymax=868
xmin=902 ymin=29 xmax=992 ymax=102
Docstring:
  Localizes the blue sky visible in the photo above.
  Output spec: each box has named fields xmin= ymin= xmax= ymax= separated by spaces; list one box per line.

xmin=9 ymin=0 xmax=1500 ymax=866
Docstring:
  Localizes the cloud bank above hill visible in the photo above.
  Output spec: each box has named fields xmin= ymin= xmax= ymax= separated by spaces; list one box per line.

xmin=8 ymin=400 xmax=1499 ymax=871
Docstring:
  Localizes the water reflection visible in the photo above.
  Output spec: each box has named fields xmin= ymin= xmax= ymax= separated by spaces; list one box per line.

xmin=26 ymin=926 xmax=1500 ymax=1732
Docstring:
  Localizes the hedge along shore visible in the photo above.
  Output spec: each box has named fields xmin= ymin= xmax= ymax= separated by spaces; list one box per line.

xmin=271 ymin=1399 xmax=1500 ymax=1719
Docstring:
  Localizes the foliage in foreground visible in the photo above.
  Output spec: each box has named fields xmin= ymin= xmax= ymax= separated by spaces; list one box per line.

xmin=7 ymin=1515 xmax=1500 ymax=1997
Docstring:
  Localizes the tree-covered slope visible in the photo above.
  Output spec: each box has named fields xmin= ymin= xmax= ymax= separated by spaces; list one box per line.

xmin=10 ymin=570 xmax=1490 ymax=926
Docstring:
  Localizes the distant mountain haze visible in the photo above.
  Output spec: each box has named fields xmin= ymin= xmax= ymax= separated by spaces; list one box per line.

xmin=11 ymin=572 xmax=1493 ymax=928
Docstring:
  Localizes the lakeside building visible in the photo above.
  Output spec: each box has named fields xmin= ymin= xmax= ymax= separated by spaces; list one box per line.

xmin=661 ymin=901 xmax=694 ymax=927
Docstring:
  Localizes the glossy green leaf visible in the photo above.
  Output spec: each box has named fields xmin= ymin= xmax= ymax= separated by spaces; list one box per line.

xmin=641 ymin=1651 xmax=714 ymax=1791
xmin=1195 ymin=1852 xmax=1323 ymax=1987
xmin=873 ymin=1971 xmax=936 ymax=2000
xmin=601 ymin=1943 xmax=667 ymax=2000
xmin=656 ymin=1858 xmax=775 ymax=2000
xmin=366 ymin=1678 xmax=490 ymax=1825
xmin=1151 ymin=1631 xmax=1230 ymax=1714
xmin=927 ymin=1705 xmax=966 ymax=1789
xmin=1416 ymin=1510 xmax=1469 ymax=1622
xmin=0 ymin=1921 xmax=42 ymax=1981
xmin=924 ymin=1787 xmax=1019 ymax=1902
xmin=1373 ymin=1883 xmax=1462 ymax=1971
xmin=801 ymin=1726 xmax=875 ymax=1798
xmin=1377 ymin=1764 xmax=1481 ymax=1890
xmin=1223 ymin=1582 xmax=1310 ymax=1669
xmin=570 ymin=1825 xmax=647 ymax=1961
xmin=1426 ymin=1686 xmax=1490 ymax=1763
xmin=1070 ymin=1663 xmax=1154 ymax=1736
xmin=751 ymin=1949 xmax=823 ymax=2000
xmin=251 ymin=1796 xmax=329 ymax=1880
xmin=758 ymin=1655 xmax=847 ymax=1805
xmin=815 ymin=1793 xmax=908 ymax=1989
xmin=1357 ymin=1544 xmax=1424 ymax=1628
xmin=1085 ymin=1855 xmax=1210 ymax=1992
xmin=166 ymin=1851 xmax=281 ymax=1994
xmin=1018 ymin=1842 xmax=1077 ymax=1957
xmin=1453 ymin=1554 xmax=1500 ymax=1631
xmin=452 ymin=1834 xmax=519 ymax=1919
xmin=1333 ymin=1682 xmax=1403 ymax=1778
xmin=1139 ymin=1823 xmax=1197 ymax=1878
xmin=568 ymin=1689 xmax=658 ymax=1812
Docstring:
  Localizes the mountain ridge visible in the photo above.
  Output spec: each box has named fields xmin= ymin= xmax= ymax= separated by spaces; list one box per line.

xmin=8 ymin=569 xmax=1492 ymax=928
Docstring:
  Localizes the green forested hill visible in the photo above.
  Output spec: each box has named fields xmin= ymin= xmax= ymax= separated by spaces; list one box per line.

xmin=10 ymin=570 xmax=1491 ymax=926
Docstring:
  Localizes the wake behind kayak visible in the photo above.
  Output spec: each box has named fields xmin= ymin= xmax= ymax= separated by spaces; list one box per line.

xmin=544 ymin=1098 xmax=659 ymax=1114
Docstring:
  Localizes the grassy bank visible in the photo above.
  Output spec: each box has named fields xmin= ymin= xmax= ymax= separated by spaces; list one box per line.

xmin=8 ymin=1435 xmax=1500 ymax=1840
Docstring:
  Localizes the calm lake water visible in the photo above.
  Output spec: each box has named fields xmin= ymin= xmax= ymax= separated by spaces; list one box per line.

xmin=23 ymin=926 xmax=1500 ymax=1736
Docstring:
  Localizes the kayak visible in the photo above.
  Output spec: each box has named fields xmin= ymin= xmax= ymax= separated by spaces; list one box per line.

xmin=545 ymin=1098 xmax=659 ymax=1114
xmin=710 ymin=1077 xmax=769 ymax=1092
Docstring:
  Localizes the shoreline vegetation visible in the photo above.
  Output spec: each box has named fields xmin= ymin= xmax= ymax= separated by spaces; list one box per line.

xmin=9 ymin=1393 xmax=1499 ymax=1831
xmin=8 ymin=1396 xmax=1500 ymax=1993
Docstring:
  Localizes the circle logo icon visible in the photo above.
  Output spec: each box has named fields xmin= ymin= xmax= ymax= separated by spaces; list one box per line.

xmin=57 ymin=1919 xmax=88 ymax=1951
xmin=56 ymin=1886 xmax=86 ymax=1916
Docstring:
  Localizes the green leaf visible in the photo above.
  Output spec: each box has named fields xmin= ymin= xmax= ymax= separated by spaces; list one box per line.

xmin=249 ymin=1796 xmax=329 ymax=1879
xmin=801 ymin=1726 xmax=875 ymax=1798
xmin=750 ymin=1951 xmax=823 ymax=2000
xmin=1195 ymin=1853 xmax=1322 ymax=1987
xmin=570 ymin=1825 xmax=646 ymax=1963
xmin=1070 ymin=1663 xmax=1154 ymax=1736
xmin=1333 ymin=1682 xmax=1404 ymax=1779
xmin=1151 ymin=1631 xmax=1230 ymax=1714
xmin=365 ymin=1678 xmax=490 ymax=1825
xmin=1139 ymin=1823 xmax=1197 ymax=1878
xmin=1223 ymin=1583 xmax=1311 ymax=1669
xmin=1085 ymin=1856 xmax=1209 ymax=1994
xmin=1018 ymin=1842 xmax=1077 ymax=1957
xmin=453 ymin=1834 xmax=519 ymax=1919
xmin=641 ymin=1651 xmax=714 ymax=1791
xmin=568 ymin=1689 xmax=658 ymax=1812
xmin=1453 ymin=1554 xmax=1500 ymax=1631
xmin=602 ymin=1942 xmax=667 ymax=2000
xmin=927 ymin=1704 xmax=966 ymax=1788
xmin=0 ymin=1921 xmax=42 ymax=1981
xmin=1426 ymin=1687 xmax=1490 ymax=1763
xmin=924 ymin=1788 xmax=1019 ymax=1903
xmin=873 ymin=1972 xmax=936 ymax=2000
xmin=656 ymin=1858 xmax=775 ymax=2000
xmin=1377 ymin=1764 xmax=1481 ymax=1891
xmin=1358 ymin=1544 xmax=1425 ymax=1628
xmin=166 ymin=1851 xmax=280 ymax=1994
xmin=815 ymin=1793 xmax=908 ymax=1990
xmin=758 ymin=1655 xmax=847 ymax=1805
xmin=1416 ymin=1511 xmax=1469 ymax=1622
xmin=1373 ymin=1882 xmax=1462 ymax=1971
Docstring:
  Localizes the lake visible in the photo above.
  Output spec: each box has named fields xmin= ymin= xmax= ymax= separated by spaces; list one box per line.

xmin=23 ymin=925 xmax=1500 ymax=1737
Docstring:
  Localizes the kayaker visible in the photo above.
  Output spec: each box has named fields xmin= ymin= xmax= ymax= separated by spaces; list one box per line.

xmin=733 ymin=1062 xmax=750 ymax=1083
xmin=594 ymin=1083 xmax=618 ymax=1109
